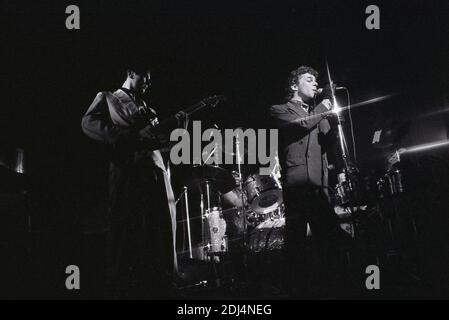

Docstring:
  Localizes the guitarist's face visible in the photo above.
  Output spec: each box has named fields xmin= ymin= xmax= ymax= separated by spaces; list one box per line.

xmin=131 ymin=71 xmax=151 ymax=96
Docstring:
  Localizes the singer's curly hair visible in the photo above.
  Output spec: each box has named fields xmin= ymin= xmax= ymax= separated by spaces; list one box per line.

xmin=285 ymin=66 xmax=318 ymax=101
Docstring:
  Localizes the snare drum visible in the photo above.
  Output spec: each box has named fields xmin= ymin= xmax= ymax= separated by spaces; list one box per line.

xmin=244 ymin=174 xmax=283 ymax=214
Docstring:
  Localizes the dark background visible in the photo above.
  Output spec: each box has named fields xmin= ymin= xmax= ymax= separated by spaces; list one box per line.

xmin=1 ymin=0 xmax=448 ymax=298
xmin=2 ymin=0 xmax=448 ymax=176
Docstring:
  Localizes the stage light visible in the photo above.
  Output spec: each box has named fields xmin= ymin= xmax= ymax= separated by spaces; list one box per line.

xmin=332 ymin=103 xmax=342 ymax=115
xmin=289 ymin=93 xmax=396 ymax=124
xmin=339 ymin=93 xmax=397 ymax=112
xmin=400 ymin=140 xmax=449 ymax=155
xmin=418 ymin=107 xmax=449 ymax=118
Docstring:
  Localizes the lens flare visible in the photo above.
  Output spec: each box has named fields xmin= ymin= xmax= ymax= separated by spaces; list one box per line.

xmin=332 ymin=103 xmax=342 ymax=115
xmin=399 ymin=140 xmax=449 ymax=155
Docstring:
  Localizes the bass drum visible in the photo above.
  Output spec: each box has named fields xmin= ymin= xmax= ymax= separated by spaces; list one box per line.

xmin=244 ymin=174 xmax=283 ymax=214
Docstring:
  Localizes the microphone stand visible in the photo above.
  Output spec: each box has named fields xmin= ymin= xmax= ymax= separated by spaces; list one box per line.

xmin=326 ymin=61 xmax=351 ymax=171
xmin=325 ymin=61 xmax=359 ymax=240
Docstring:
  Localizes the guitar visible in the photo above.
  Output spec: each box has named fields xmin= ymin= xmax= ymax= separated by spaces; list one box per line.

xmin=146 ymin=95 xmax=226 ymax=135
xmin=181 ymin=95 xmax=225 ymax=116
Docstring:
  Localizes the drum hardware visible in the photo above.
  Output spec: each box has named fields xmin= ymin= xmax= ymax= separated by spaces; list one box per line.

xmin=248 ymin=217 xmax=286 ymax=253
xmin=245 ymin=210 xmax=267 ymax=228
xmin=203 ymin=207 xmax=228 ymax=256
xmin=234 ymin=132 xmax=248 ymax=248
xmin=244 ymin=174 xmax=283 ymax=214
xmin=267 ymin=205 xmax=284 ymax=220
xmin=378 ymin=150 xmax=405 ymax=197
xmin=176 ymin=154 xmax=286 ymax=286
xmin=247 ymin=204 xmax=285 ymax=227
xmin=334 ymin=169 xmax=363 ymax=207
xmin=325 ymin=62 xmax=364 ymax=240
xmin=177 ymin=166 xmax=233 ymax=288
xmin=241 ymin=154 xmax=282 ymax=215
xmin=377 ymin=167 xmax=405 ymax=199
xmin=182 ymin=164 xmax=235 ymax=194
xmin=178 ymin=165 xmax=234 ymax=260
xmin=177 ymin=186 xmax=193 ymax=258
xmin=389 ymin=169 xmax=404 ymax=194
xmin=385 ymin=168 xmax=404 ymax=196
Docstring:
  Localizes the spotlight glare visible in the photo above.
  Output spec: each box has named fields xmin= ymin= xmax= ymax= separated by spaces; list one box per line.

xmin=401 ymin=140 xmax=449 ymax=154
xmin=333 ymin=103 xmax=341 ymax=115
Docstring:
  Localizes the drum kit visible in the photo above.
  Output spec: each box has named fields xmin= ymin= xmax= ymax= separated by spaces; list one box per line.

xmin=177 ymin=155 xmax=285 ymax=264
xmin=332 ymin=149 xmax=406 ymax=208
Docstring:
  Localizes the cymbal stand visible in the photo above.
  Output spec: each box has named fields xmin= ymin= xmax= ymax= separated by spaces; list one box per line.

xmin=182 ymin=186 xmax=193 ymax=259
xmin=235 ymin=136 xmax=247 ymax=247
xmin=176 ymin=185 xmax=213 ymax=291
xmin=234 ymin=134 xmax=251 ymax=289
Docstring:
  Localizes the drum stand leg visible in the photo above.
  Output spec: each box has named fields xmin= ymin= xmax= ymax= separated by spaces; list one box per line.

xmin=177 ymin=186 xmax=193 ymax=259
xmin=235 ymin=138 xmax=247 ymax=247
xmin=235 ymin=137 xmax=250 ymax=285
xmin=202 ymin=182 xmax=229 ymax=288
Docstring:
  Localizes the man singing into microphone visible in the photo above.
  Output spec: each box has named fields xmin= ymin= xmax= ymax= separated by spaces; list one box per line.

xmin=81 ymin=63 xmax=186 ymax=298
xmin=270 ymin=65 xmax=346 ymax=297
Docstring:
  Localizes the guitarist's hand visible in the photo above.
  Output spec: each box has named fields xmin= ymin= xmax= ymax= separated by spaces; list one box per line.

xmin=138 ymin=124 xmax=156 ymax=139
xmin=174 ymin=110 xmax=189 ymax=128
xmin=136 ymin=124 xmax=161 ymax=150
xmin=139 ymin=123 xmax=176 ymax=150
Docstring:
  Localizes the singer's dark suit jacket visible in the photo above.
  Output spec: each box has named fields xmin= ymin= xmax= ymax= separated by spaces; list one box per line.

xmin=270 ymin=101 xmax=334 ymax=192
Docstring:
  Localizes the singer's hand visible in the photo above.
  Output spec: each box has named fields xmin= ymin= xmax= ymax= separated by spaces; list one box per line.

xmin=319 ymin=83 xmax=336 ymax=100
xmin=321 ymin=98 xmax=332 ymax=110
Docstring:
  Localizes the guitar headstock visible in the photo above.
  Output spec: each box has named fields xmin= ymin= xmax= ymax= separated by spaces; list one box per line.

xmin=183 ymin=95 xmax=227 ymax=116
xmin=202 ymin=95 xmax=226 ymax=109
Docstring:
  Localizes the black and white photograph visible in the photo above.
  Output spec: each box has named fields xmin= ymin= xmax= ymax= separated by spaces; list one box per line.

xmin=1 ymin=0 xmax=448 ymax=302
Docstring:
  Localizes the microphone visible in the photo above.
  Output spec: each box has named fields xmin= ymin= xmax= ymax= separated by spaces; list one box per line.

xmin=316 ymin=86 xmax=347 ymax=94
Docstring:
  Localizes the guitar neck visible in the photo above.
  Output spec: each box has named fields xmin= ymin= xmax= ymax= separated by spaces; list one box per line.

xmin=150 ymin=95 xmax=221 ymax=133
xmin=183 ymin=100 xmax=208 ymax=116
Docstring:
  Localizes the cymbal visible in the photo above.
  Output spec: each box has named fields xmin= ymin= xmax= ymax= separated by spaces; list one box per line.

xmin=181 ymin=164 xmax=235 ymax=193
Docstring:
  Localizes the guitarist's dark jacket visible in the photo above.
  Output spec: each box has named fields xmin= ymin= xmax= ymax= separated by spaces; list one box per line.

xmin=81 ymin=88 xmax=181 ymax=284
